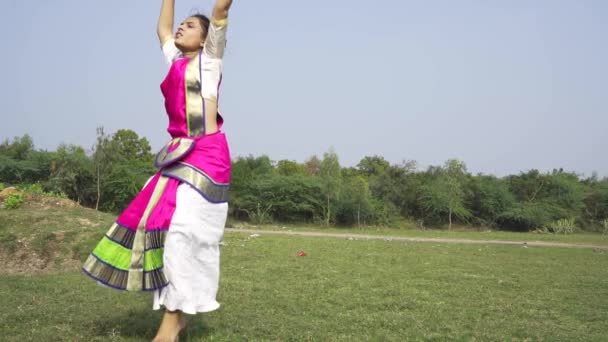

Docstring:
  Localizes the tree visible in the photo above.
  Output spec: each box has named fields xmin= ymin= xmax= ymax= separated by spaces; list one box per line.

xmin=507 ymin=169 xmax=546 ymax=202
xmin=468 ymin=175 xmax=515 ymax=226
xmin=444 ymin=159 xmax=470 ymax=229
xmin=582 ymin=178 xmax=608 ymax=229
xmin=92 ymin=128 xmax=155 ymax=211
xmin=419 ymin=160 xmax=470 ymax=229
xmin=544 ymin=170 xmax=585 ymax=216
xmin=501 ymin=169 xmax=585 ymax=231
xmin=356 ymin=156 xmax=391 ymax=210
xmin=109 ymin=129 xmax=153 ymax=162
xmin=276 ymin=159 xmax=306 ymax=176
xmin=351 ymin=176 xmax=370 ymax=226
xmin=238 ymin=175 xmax=324 ymax=223
xmin=101 ymin=159 xmax=155 ymax=212
xmin=230 ymin=155 xmax=275 ymax=219
xmin=0 ymin=134 xmax=34 ymax=160
xmin=231 ymin=155 xmax=274 ymax=184
xmin=0 ymin=135 xmax=53 ymax=185
xmin=319 ymin=149 xmax=342 ymax=226
xmin=92 ymin=127 xmax=113 ymax=210
xmin=49 ymin=144 xmax=95 ymax=204
xmin=357 ymin=155 xmax=390 ymax=177
xmin=303 ymin=155 xmax=321 ymax=176
xmin=367 ymin=160 xmax=420 ymax=219
xmin=337 ymin=175 xmax=372 ymax=226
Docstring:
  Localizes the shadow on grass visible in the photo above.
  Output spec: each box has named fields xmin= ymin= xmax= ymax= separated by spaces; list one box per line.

xmin=88 ymin=308 xmax=213 ymax=340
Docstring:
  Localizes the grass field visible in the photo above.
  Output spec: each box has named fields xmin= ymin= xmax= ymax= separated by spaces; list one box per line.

xmin=1 ymin=203 xmax=608 ymax=341
xmin=241 ymin=223 xmax=608 ymax=246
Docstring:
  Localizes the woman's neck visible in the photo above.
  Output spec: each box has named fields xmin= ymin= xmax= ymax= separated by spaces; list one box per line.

xmin=182 ymin=49 xmax=201 ymax=59
xmin=182 ymin=49 xmax=200 ymax=59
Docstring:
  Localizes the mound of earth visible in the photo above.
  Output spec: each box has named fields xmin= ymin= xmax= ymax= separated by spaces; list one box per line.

xmin=0 ymin=187 xmax=20 ymax=201
xmin=0 ymin=193 xmax=111 ymax=275
xmin=0 ymin=188 xmax=80 ymax=209
xmin=0 ymin=232 xmax=83 ymax=276
xmin=25 ymin=193 xmax=81 ymax=209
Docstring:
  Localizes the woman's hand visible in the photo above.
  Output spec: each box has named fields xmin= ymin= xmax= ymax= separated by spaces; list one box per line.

xmin=212 ymin=0 xmax=233 ymax=22
xmin=157 ymin=0 xmax=175 ymax=46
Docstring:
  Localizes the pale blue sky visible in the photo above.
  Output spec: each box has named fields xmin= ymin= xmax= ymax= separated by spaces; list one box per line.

xmin=1 ymin=0 xmax=607 ymax=177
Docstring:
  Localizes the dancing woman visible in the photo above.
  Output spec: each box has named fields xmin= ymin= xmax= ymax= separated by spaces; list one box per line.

xmin=82 ymin=1 xmax=234 ymax=340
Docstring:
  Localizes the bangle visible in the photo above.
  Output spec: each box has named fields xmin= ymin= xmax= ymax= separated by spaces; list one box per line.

xmin=212 ymin=18 xmax=228 ymax=27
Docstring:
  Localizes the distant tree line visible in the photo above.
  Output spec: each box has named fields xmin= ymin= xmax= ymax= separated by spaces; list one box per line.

xmin=1 ymin=132 xmax=607 ymax=232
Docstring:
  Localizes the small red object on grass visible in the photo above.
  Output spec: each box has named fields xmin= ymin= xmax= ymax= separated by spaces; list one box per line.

xmin=296 ymin=251 xmax=307 ymax=257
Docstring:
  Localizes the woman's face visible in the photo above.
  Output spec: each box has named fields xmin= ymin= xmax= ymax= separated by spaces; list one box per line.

xmin=175 ymin=17 xmax=206 ymax=51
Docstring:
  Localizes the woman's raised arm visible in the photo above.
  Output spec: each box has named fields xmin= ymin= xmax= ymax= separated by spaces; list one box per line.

xmin=157 ymin=0 xmax=175 ymax=46
xmin=212 ymin=0 xmax=233 ymax=22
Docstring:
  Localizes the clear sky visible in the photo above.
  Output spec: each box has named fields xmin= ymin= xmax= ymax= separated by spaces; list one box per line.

xmin=1 ymin=0 xmax=606 ymax=177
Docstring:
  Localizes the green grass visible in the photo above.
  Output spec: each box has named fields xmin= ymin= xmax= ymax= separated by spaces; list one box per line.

xmin=2 ymin=205 xmax=607 ymax=269
xmin=244 ymin=223 xmax=608 ymax=246
xmin=1 ymin=233 xmax=608 ymax=341
xmin=1 ymin=203 xmax=608 ymax=340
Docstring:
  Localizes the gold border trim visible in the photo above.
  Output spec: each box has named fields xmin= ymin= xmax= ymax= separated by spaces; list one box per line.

xmin=126 ymin=176 xmax=170 ymax=291
xmin=154 ymin=137 xmax=196 ymax=168
xmin=185 ymin=55 xmax=204 ymax=136
xmin=161 ymin=162 xmax=229 ymax=203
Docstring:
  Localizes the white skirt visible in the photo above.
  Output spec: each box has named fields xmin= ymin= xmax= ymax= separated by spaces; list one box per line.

xmin=153 ymin=183 xmax=228 ymax=315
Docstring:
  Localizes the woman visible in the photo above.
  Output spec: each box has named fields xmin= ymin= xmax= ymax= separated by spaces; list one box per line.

xmin=82 ymin=0 xmax=234 ymax=340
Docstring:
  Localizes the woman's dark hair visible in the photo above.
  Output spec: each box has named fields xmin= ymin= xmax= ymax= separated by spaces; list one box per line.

xmin=192 ymin=13 xmax=210 ymax=39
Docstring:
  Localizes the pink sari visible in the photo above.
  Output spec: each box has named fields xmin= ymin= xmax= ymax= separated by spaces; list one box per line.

xmin=82 ymin=52 xmax=230 ymax=291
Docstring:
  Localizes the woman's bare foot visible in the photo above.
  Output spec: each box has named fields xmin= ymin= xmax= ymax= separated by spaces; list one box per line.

xmin=152 ymin=310 xmax=187 ymax=342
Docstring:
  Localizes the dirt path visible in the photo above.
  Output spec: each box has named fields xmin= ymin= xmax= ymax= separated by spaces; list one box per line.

xmin=226 ymin=228 xmax=608 ymax=250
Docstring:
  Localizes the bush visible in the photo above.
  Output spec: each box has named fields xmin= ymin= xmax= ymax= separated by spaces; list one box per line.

xmin=603 ymin=219 xmax=608 ymax=235
xmin=232 ymin=175 xmax=324 ymax=224
xmin=369 ymin=198 xmax=400 ymax=227
xmin=247 ymin=202 xmax=274 ymax=224
xmin=544 ymin=218 xmax=576 ymax=234
xmin=4 ymin=193 xmax=24 ymax=209
xmin=18 ymin=183 xmax=44 ymax=194
xmin=47 ymin=191 xmax=68 ymax=199
xmin=497 ymin=202 xmax=561 ymax=231
xmin=0 ymin=182 xmax=5 ymax=191
xmin=17 ymin=183 xmax=68 ymax=199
